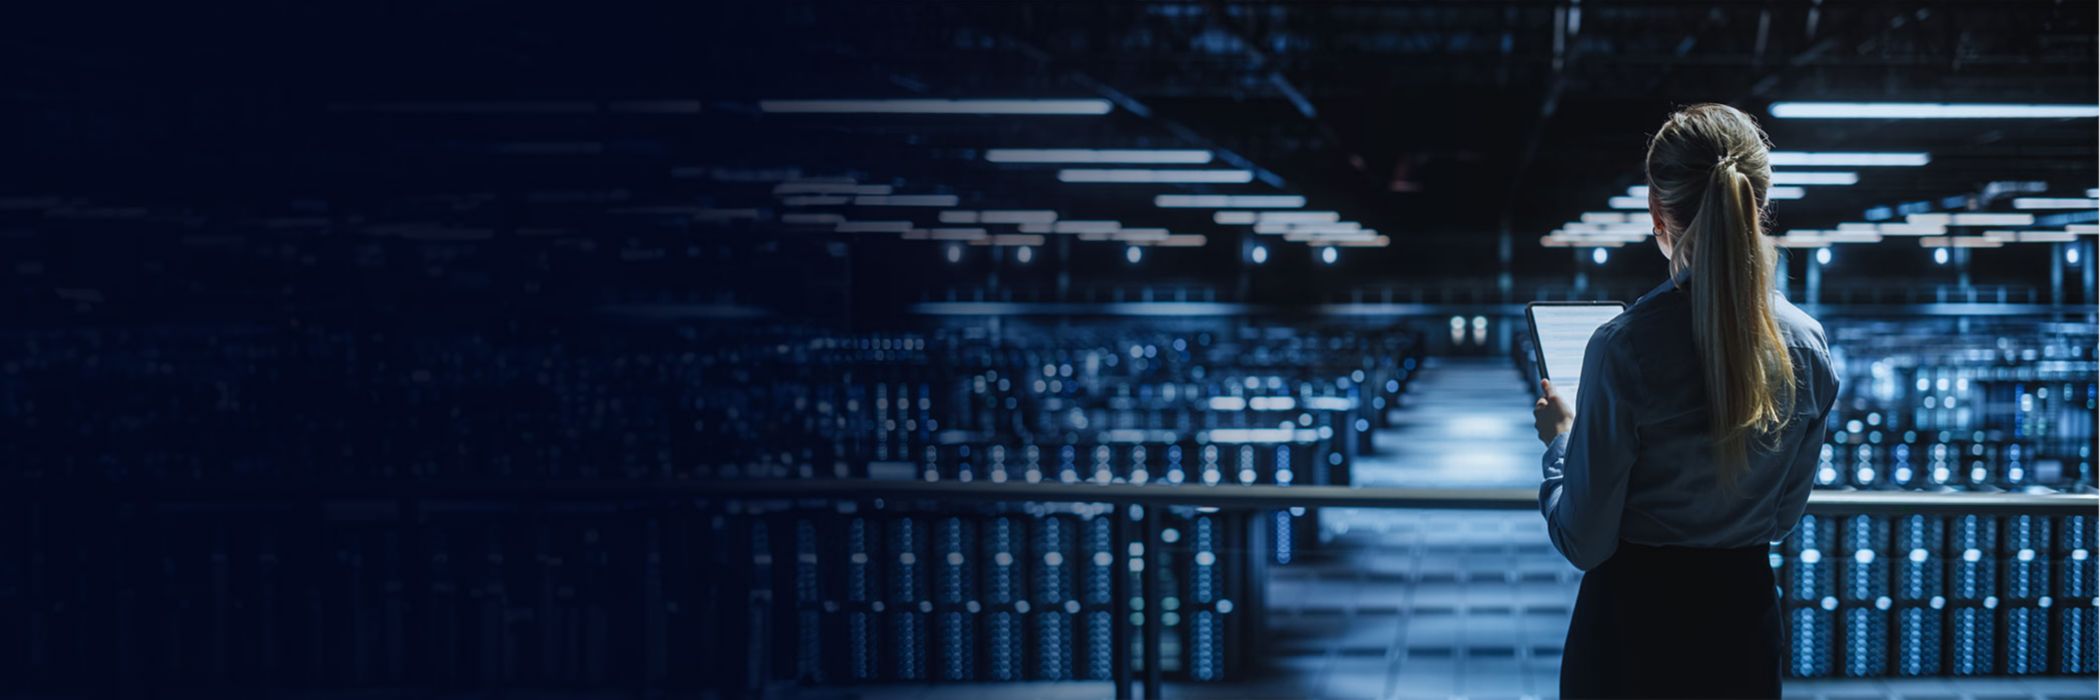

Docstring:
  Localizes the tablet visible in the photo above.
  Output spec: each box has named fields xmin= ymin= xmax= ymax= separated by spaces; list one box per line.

xmin=1525 ymin=301 xmax=1627 ymax=407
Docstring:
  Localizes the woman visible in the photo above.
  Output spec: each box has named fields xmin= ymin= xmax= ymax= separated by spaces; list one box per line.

xmin=1531 ymin=103 xmax=1839 ymax=699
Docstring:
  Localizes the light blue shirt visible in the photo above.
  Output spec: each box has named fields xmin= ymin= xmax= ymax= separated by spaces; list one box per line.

xmin=1540 ymin=274 xmax=1839 ymax=571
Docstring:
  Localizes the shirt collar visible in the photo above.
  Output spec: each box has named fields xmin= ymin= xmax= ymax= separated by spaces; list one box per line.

xmin=1634 ymin=268 xmax=1691 ymax=308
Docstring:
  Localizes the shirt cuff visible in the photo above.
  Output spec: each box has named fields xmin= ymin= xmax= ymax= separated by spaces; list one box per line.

xmin=1542 ymin=433 xmax=1570 ymax=478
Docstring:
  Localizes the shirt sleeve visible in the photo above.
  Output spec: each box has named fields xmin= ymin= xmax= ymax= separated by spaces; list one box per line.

xmin=1771 ymin=347 xmax=1841 ymax=540
xmin=1538 ymin=326 xmax=1640 ymax=571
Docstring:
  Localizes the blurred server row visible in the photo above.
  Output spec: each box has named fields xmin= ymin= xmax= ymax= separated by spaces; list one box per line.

xmin=1778 ymin=513 xmax=2098 ymax=677
xmin=1517 ymin=318 xmax=2098 ymax=491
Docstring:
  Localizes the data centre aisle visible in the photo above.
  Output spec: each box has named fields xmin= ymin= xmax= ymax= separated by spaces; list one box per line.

xmin=1268 ymin=356 xmax=1580 ymax=700
xmin=1348 ymin=357 xmax=1543 ymax=489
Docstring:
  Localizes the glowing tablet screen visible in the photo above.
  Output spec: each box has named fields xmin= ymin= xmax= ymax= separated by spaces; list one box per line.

xmin=1526 ymin=302 xmax=1627 ymax=407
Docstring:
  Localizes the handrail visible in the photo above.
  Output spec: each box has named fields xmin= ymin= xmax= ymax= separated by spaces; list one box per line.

xmin=23 ymin=479 xmax=2089 ymax=516
xmin=686 ymin=479 xmax=2096 ymax=516
xmin=908 ymin=301 xmax=2093 ymax=318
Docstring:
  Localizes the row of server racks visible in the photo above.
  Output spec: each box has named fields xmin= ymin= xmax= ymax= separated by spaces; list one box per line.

xmin=1778 ymin=513 xmax=2098 ymax=677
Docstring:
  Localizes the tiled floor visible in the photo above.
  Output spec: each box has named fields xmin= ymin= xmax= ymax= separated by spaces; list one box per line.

xmin=778 ymin=359 xmax=2098 ymax=700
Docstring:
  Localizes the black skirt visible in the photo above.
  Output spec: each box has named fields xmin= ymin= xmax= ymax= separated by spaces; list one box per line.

xmin=1560 ymin=541 xmax=1784 ymax=699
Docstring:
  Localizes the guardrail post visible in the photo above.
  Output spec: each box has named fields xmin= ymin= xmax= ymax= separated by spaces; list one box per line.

xmin=1142 ymin=506 xmax=1163 ymax=699
xmin=1111 ymin=505 xmax=1133 ymax=700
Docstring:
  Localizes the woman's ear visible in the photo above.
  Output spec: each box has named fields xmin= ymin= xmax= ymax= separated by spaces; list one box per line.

xmin=1648 ymin=189 xmax=1667 ymax=237
xmin=1648 ymin=190 xmax=1677 ymax=258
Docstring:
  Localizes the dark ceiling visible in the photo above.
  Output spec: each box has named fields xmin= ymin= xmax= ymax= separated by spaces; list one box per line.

xmin=3 ymin=1 xmax=2095 ymax=315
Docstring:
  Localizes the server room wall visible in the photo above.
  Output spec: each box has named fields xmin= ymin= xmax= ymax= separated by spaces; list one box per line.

xmin=2 ymin=1 xmax=2097 ymax=698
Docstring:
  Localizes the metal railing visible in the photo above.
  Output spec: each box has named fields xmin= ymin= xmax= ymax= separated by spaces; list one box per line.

xmin=694 ymin=479 xmax=2097 ymax=516
xmin=691 ymin=478 xmax=2095 ymax=699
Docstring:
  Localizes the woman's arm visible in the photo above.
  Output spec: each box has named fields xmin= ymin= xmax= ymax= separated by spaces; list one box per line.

xmin=1536 ymin=327 xmax=1641 ymax=571
xmin=1771 ymin=347 xmax=1841 ymax=537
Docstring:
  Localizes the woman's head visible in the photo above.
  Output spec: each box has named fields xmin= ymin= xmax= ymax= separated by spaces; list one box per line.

xmin=1642 ymin=103 xmax=1795 ymax=477
xmin=1645 ymin=104 xmax=1772 ymax=264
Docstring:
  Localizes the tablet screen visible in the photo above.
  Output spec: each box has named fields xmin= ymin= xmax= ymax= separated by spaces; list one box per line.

xmin=1528 ymin=303 xmax=1626 ymax=407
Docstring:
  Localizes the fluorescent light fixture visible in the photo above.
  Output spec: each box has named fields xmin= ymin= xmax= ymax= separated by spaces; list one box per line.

xmin=1768 ymin=152 xmax=1931 ymax=167
xmin=1769 ymin=186 xmax=1806 ymax=200
xmin=1058 ymin=169 xmax=1253 ymax=184
xmin=1918 ymin=236 xmax=2003 ymax=248
xmin=1214 ymin=211 xmax=1257 ymax=225
xmin=835 ymin=221 xmax=914 ymax=233
xmin=979 ymin=210 xmax=1058 ymax=224
xmin=1283 ymin=223 xmax=1365 ymax=235
xmin=1562 ymin=222 xmax=1648 ymax=234
xmin=1208 ymin=397 xmax=1248 ymax=411
xmin=1627 ymin=186 xmax=1650 ymax=198
xmin=972 ymin=234 xmax=1045 ymax=246
xmin=1114 ymin=228 xmax=1170 ymax=242
xmin=939 ymin=211 xmax=979 ymax=224
xmin=1582 ymin=212 xmax=1632 ymax=224
xmin=780 ymin=195 xmax=850 ymax=206
xmin=1285 ymin=230 xmax=1378 ymax=242
xmin=1770 ymin=171 xmax=1860 ymax=186
xmin=929 ymin=228 xmax=988 ymax=241
xmin=1017 ymin=223 xmax=1051 ymax=234
xmin=1553 ymin=233 xmax=1646 ymax=244
xmin=854 ymin=194 xmax=959 ymax=207
xmin=1258 ymin=221 xmax=1358 ymax=235
xmin=1838 ymin=223 xmax=1878 ymax=232
xmin=1608 ymin=196 xmax=1649 ymax=210
xmin=781 ymin=213 xmax=846 ymax=226
xmin=986 ymin=149 xmax=1211 ymax=164
xmin=1330 ymin=236 xmax=1390 ymax=247
xmin=773 ymin=182 xmax=893 ymax=196
xmin=1053 ymin=220 xmax=1120 ymax=234
xmin=1769 ymin=102 xmax=2100 ymax=119
xmin=1258 ymin=211 xmax=1341 ymax=224
xmin=2089 ymin=188 xmax=2099 ymax=198
xmin=2004 ymin=231 xmax=2078 ymax=242
xmin=1944 ymin=213 xmax=2035 ymax=226
xmin=2012 ymin=198 xmax=2100 ymax=210
xmin=1156 ymin=195 xmax=1306 ymax=209
xmin=2073 ymin=224 xmax=2100 ymax=234
xmin=1825 ymin=231 xmax=1883 ymax=244
xmin=1157 ymin=234 xmax=1207 ymax=247
xmin=759 ymin=99 xmax=1114 ymax=115
xmin=1878 ymin=223 xmax=1946 ymax=236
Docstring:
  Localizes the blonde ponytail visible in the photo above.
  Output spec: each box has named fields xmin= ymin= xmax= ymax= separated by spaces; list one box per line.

xmin=1647 ymin=104 xmax=1796 ymax=480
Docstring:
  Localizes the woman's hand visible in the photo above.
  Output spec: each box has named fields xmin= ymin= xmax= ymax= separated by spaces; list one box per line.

xmin=1533 ymin=379 xmax=1574 ymax=446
